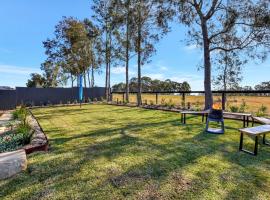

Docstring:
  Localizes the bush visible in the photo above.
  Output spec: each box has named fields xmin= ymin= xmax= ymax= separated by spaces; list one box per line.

xmin=161 ymin=98 xmax=166 ymax=105
xmin=0 ymin=121 xmax=32 ymax=153
xmin=12 ymin=106 xmax=28 ymax=125
xmin=150 ymin=100 xmax=154 ymax=106
xmin=256 ymin=105 xmax=268 ymax=117
xmin=239 ymin=99 xmax=248 ymax=113
xmin=229 ymin=105 xmax=239 ymax=113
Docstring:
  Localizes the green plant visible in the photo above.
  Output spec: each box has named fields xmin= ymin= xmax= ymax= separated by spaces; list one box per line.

xmin=239 ymin=99 xmax=248 ymax=113
xmin=256 ymin=104 xmax=268 ymax=117
xmin=150 ymin=100 xmax=154 ymax=106
xmin=167 ymin=99 xmax=175 ymax=108
xmin=74 ymin=99 xmax=78 ymax=104
xmin=229 ymin=105 xmax=239 ymax=113
xmin=93 ymin=98 xmax=98 ymax=102
xmin=16 ymin=122 xmax=32 ymax=144
xmin=161 ymin=98 xmax=166 ymax=105
xmin=12 ymin=106 xmax=28 ymax=125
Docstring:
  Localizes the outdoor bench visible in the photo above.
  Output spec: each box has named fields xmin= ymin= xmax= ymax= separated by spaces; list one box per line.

xmin=181 ymin=110 xmax=252 ymax=128
xmin=252 ymin=116 xmax=270 ymax=126
xmin=239 ymin=125 xmax=270 ymax=155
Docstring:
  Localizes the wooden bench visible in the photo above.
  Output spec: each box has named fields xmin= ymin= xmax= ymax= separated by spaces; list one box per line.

xmin=252 ymin=117 xmax=270 ymax=125
xmin=180 ymin=110 xmax=209 ymax=124
xmin=239 ymin=125 xmax=270 ymax=155
xmin=181 ymin=110 xmax=252 ymax=128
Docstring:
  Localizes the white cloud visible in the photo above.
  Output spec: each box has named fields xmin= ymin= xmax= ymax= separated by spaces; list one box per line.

xmin=170 ymin=74 xmax=203 ymax=90
xmin=0 ymin=64 xmax=41 ymax=75
xmin=145 ymin=73 xmax=164 ymax=80
xmin=184 ymin=44 xmax=199 ymax=51
xmin=111 ymin=66 xmax=136 ymax=75
xmin=111 ymin=66 xmax=126 ymax=74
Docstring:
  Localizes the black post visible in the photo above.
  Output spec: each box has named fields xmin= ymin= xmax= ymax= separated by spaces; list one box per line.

xmin=222 ymin=92 xmax=226 ymax=110
xmin=122 ymin=93 xmax=125 ymax=103
xmin=182 ymin=93 xmax=186 ymax=109
xmin=156 ymin=93 xmax=158 ymax=104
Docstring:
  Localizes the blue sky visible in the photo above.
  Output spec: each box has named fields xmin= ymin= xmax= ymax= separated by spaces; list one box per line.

xmin=0 ymin=0 xmax=269 ymax=90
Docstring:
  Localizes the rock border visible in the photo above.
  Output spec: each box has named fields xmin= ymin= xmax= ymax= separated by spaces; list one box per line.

xmin=23 ymin=110 xmax=49 ymax=154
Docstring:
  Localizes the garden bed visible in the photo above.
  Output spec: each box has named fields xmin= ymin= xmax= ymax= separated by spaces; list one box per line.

xmin=0 ymin=107 xmax=48 ymax=154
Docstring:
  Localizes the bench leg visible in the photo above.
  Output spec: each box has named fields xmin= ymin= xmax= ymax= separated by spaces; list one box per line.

xmin=239 ymin=132 xmax=258 ymax=156
xmin=239 ymin=132 xmax=243 ymax=151
xmin=263 ymin=134 xmax=270 ymax=146
xmin=243 ymin=116 xmax=246 ymax=128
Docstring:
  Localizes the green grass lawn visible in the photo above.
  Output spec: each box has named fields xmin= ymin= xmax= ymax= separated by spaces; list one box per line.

xmin=1 ymin=104 xmax=270 ymax=200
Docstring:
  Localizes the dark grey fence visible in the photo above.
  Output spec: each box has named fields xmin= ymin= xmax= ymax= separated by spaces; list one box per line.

xmin=0 ymin=87 xmax=105 ymax=110
xmin=0 ymin=89 xmax=16 ymax=110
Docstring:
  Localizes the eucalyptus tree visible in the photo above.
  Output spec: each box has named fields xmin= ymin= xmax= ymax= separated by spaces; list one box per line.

xmin=213 ymin=51 xmax=245 ymax=91
xmin=131 ymin=0 xmax=174 ymax=105
xmin=173 ymin=0 xmax=270 ymax=109
xmin=42 ymin=17 xmax=93 ymax=90
xmin=92 ymin=0 xmax=120 ymax=100
xmin=83 ymin=19 xmax=102 ymax=88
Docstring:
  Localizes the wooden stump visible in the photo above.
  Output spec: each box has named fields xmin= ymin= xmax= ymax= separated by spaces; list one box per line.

xmin=0 ymin=149 xmax=27 ymax=180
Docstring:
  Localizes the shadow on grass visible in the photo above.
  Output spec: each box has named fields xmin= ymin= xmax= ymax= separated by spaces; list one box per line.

xmin=1 ymin=106 xmax=270 ymax=199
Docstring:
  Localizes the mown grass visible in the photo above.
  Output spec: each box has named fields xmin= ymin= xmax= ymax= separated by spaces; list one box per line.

xmin=112 ymin=94 xmax=270 ymax=115
xmin=1 ymin=104 xmax=270 ymax=200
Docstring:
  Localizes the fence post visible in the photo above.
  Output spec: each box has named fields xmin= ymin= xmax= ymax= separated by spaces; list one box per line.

xmin=222 ymin=92 xmax=226 ymax=110
xmin=122 ymin=93 xmax=125 ymax=103
xmin=182 ymin=93 xmax=186 ymax=108
xmin=156 ymin=93 xmax=158 ymax=105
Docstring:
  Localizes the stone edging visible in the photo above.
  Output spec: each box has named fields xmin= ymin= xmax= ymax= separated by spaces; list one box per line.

xmin=23 ymin=110 xmax=49 ymax=154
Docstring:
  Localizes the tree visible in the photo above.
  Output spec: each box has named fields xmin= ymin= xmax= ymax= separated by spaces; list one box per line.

xmin=92 ymin=0 xmax=120 ymax=100
xmin=213 ymin=51 xmax=245 ymax=91
xmin=112 ymin=76 xmax=191 ymax=92
xmin=83 ymin=19 xmax=102 ymax=88
xmin=26 ymin=73 xmax=46 ymax=88
xmin=42 ymin=17 xmax=93 ymax=91
xmin=131 ymin=0 xmax=174 ymax=105
xmin=112 ymin=0 xmax=137 ymax=102
xmin=174 ymin=0 xmax=270 ymax=109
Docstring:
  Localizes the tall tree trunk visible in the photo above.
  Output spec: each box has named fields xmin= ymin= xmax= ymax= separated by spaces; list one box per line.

xmin=105 ymin=22 xmax=109 ymax=101
xmin=91 ymin=66 xmax=95 ymax=87
xmin=71 ymin=73 xmax=74 ymax=88
xmin=108 ymin=33 xmax=112 ymax=101
xmin=125 ymin=0 xmax=130 ymax=103
xmin=201 ymin=20 xmax=213 ymax=109
xmin=87 ymin=69 xmax=91 ymax=88
xmin=137 ymin=4 xmax=142 ymax=106
xmin=84 ymin=71 xmax=87 ymax=89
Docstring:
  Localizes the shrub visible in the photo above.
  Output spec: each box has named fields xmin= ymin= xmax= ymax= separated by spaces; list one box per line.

xmin=150 ymin=100 xmax=154 ymax=106
xmin=229 ymin=105 xmax=239 ymax=113
xmin=161 ymin=98 xmax=166 ymax=105
xmin=239 ymin=99 xmax=248 ymax=113
xmin=12 ymin=106 xmax=28 ymax=125
xmin=93 ymin=98 xmax=98 ymax=102
xmin=256 ymin=105 xmax=268 ymax=117
xmin=167 ymin=99 xmax=175 ymax=108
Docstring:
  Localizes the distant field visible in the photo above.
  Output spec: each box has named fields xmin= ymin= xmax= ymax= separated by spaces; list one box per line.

xmin=112 ymin=94 xmax=270 ymax=115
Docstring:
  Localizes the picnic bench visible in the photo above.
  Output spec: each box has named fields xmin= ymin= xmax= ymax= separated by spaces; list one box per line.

xmin=239 ymin=125 xmax=270 ymax=155
xmin=181 ymin=110 xmax=252 ymax=128
xmin=180 ymin=110 xmax=209 ymax=124
xmin=252 ymin=117 xmax=270 ymax=125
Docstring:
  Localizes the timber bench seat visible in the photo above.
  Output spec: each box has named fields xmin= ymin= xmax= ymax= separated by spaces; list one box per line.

xmin=239 ymin=125 xmax=270 ymax=156
xmin=181 ymin=110 xmax=252 ymax=127
xmin=180 ymin=110 xmax=209 ymax=124
xmin=252 ymin=117 xmax=270 ymax=125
